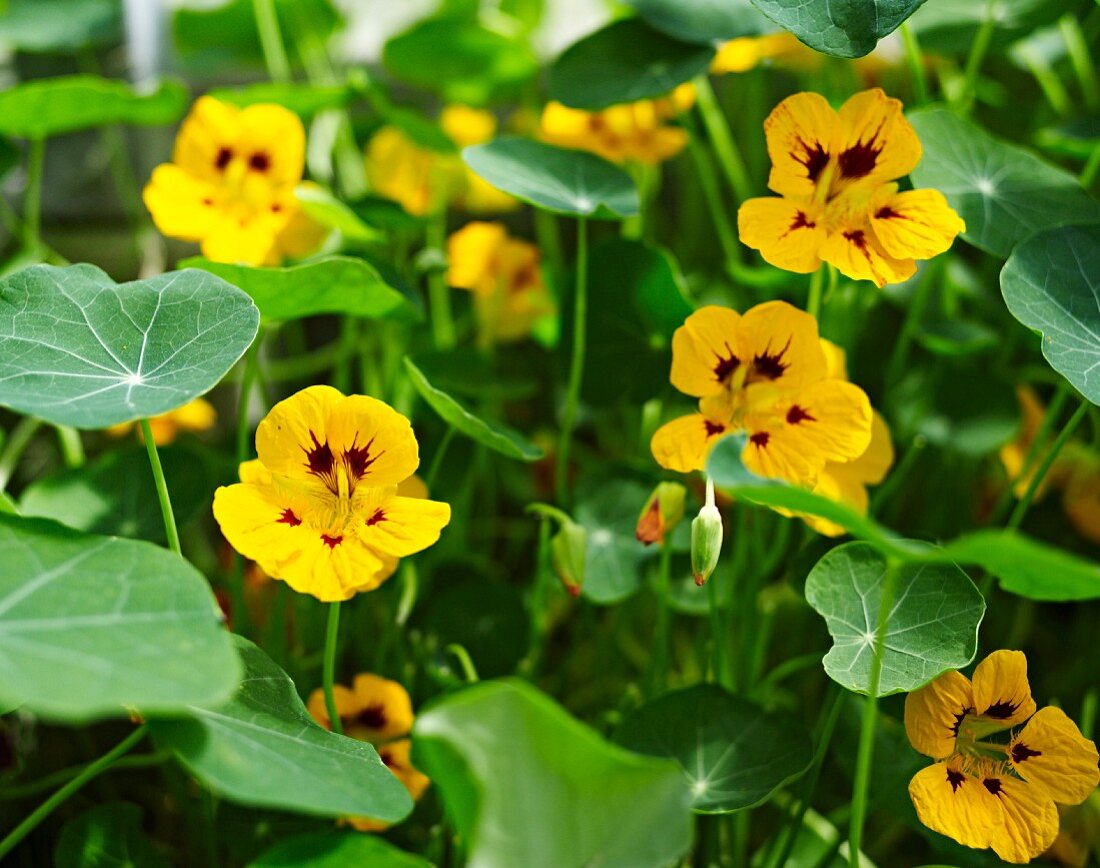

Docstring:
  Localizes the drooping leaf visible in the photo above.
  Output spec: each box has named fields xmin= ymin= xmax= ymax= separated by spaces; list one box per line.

xmin=208 ymin=82 xmax=355 ymax=118
xmin=748 ymin=0 xmax=926 ymax=58
xmin=627 ymin=0 xmax=772 ymax=44
xmin=0 ymin=513 xmax=240 ymax=721
xmin=575 ymin=478 xmax=652 ymax=604
xmin=412 ymin=679 xmax=694 ymax=868
xmin=403 ymin=357 xmax=543 ymax=461
xmin=805 ymin=542 xmax=985 ymax=696
xmin=250 ymin=832 xmax=431 ymax=868
xmin=908 ymin=109 xmax=1100 ymax=257
xmin=547 ymin=18 xmax=714 ymax=110
xmin=1000 ymin=225 xmax=1100 ymax=406
xmin=293 ymin=184 xmax=382 ymax=242
xmin=616 ymin=684 xmax=813 ymax=813
xmin=0 ymin=264 xmax=260 ymax=428
xmin=151 ymin=636 xmax=412 ymax=821
xmin=463 ymin=137 xmax=640 ymax=219
xmin=55 ymin=802 xmax=170 ymax=868
xmin=0 ymin=76 xmax=188 ymax=138
xmin=947 ymin=530 xmax=1100 ymax=602
xmin=0 ymin=0 xmax=121 ymax=52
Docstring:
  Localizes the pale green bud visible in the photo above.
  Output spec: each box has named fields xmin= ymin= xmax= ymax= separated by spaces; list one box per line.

xmin=691 ymin=479 xmax=723 ymax=586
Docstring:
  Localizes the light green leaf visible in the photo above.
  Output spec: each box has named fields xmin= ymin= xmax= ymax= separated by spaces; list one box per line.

xmin=805 ymin=542 xmax=985 ymax=696
xmin=0 ymin=76 xmax=188 ymax=139
xmin=0 ymin=0 xmax=121 ymax=52
xmin=250 ymin=832 xmax=431 ymax=868
xmin=547 ymin=18 xmax=714 ymax=110
xmin=208 ymin=82 xmax=355 ymax=118
xmin=907 ymin=0 xmax=1065 ymax=54
xmin=0 ymin=513 xmax=240 ymax=721
xmin=748 ymin=0 xmax=925 ymax=58
xmin=616 ymin=684 xmax=813 ymax=813
xmin=412 ymin=679 xmax=694 ymax=868
xmin=403 ymin=357 xmax=543 ymax=461
xmin=151 ymin=636 xmax=412 ymax=821
xmin=627 ymin=0 xmax=771 ymax=44
xmin=463 ymin=137 xmax=639 ymax=219
xmin=55 ymin=802 xmax=170 ymax=868
xmin=0 ymin=264 xmax=259 ymax=428
xmin=947 ymin=530 xmax=1100 ymax=602
xmin=293 ymin=184 xmax=382 ymax=241
xmin=908 ymin=109 xmax=1100 ymax=257
xmin=575 ymin=478 xmax=651 ymax=604
xmin=1000 ymin=225 xmax=1100 ymax=405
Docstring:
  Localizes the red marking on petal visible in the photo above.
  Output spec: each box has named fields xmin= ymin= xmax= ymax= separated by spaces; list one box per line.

xmin=713 ymin=341 xmax=739 ymax=383
xmin=366 ymin=509 xmax=386 ymax=527
xmin=837 ymin=124 xmax=885 ymax=180
xmin=321 ymin=533 xmax=343 ymax=549
xmin=750 ymin=431 xmax=770 ymax=448
xmin=277 ymin=508 xmax=302 ymax=527
xmin=214 ymin=147 xmax=233 ymax=170
xmin=794 ymin=138 xmax=830 ymax=183
xmin=1011 ymin=742 xmax=1042 ymax=764
xmin=271 ymin=203 xmax=282 ymax=213
xmin=786 ymin=405 xmax=815 ymax=425
xmin=343 ymin=436 xmax=381 ymax=484
xmin=304 ymin=431 xmax=337 ymax=492
xmin=748 ymin=337 xmax=793 ymax=383
xmin=982 ymin=777 xmax=1003 ymax=797
xmin=790 ymin=210 xmax=816 ymax=231
xmin=946 ymin=768 xmax=965 ymax=793
xmin=249 ymin=151 xmax=271 ymax=172
xmin=874 ymin=206 xmax=899 ymax=219
xmin=201 ymin=197 xmax=214 ymax=206
xmin=704 ymin=419 xmax=726 ymax=437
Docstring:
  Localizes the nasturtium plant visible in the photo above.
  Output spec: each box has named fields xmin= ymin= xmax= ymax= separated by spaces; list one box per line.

xmin=54 ymin=802 xmax=170 ymax=868
xmin=250 ymin=832 xmax=431 ymax=868
xmin=748 ymin=0 xmax=926 ymax=57
xmin=575 ymin=478 xmax=652 ymax=604
xmin=627 ymin=0 xmax=771 ymax=44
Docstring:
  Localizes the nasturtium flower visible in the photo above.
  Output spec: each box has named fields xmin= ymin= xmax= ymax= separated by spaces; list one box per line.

xmin=636 ymin=481 xmax=687 ymax=546
xmin=905 ymin=650 xmax=1099 ymax=863
xmin=712 ymin=32 xmax=818 ymax=74
xmin=212 ymin=386 xmax=451 ymax=602
xmin=538 ymin=84 xmax=695 ymax=165
xmin=650 ymin=301 xmax=872 ymax=488
xmin=106 ymin=396 xmax=216 ymax=445
xmin=447 ymin=221 xmax=554 ymax=346
xmin=143 ymin=97 xmax=325 ymax=265
xmin=737 ymin=89 xmax=965 ymax=287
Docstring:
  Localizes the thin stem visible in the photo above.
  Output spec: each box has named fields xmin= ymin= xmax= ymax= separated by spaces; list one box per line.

xmin=0 ymin=725 xmax=148 ymax=861
xmin=707 ymin=565 xmax=726 ymax=688
xmin=886 ymin=259 xmax=940 ymax=386
xmin=1007 ymin=398 xmax=1088 ymax=531
xmin=687 ymin=135 xmax=742 ymax=268
xmin=1060 ymin=14 xmax=1099 ymax=110
xmin=1079 ymin=141 xmax=1100 ymax=190
xmin=55 ymin=425 xmax=84 ymax=468
xmin=650 ymin=538 xmax=673 ymax=697
xmin=23 ymin=138 xmax=45 ymax=251
xmin=524 ymin=519 xmax=553 ymax=675
xmin=556 ymin=216 xmax=588 ymax=506
xmin=806 ymin=267 xmax=825 ymax=320
xmin=140 ymin=419 xmax=181 ymax=555
xmin=424 ymin=426 xmax=456 ymax=492
xmin=0 ymin=751 xmax=170 ymax=801
xmin=0 ymin=416 xmax=42 ymax=492
xmin=236 ymin=332 xmax=265 ymax=466
xmin=427 ymin=213 xmax=455 ymax=351
xmin=251 ymin=0 xmax=292 ymax=83
xmin=959 ymin=0 xmax=996 ymax=113
xmin=445 ymin=644 xmax=480 ymax=683
xmin=899 ymin=23 xmax=931 ymax=105
xmin=693 ymin=75 xmax=752 ymax=202
xmin=323 ymin=600 xmax=344 ymax=735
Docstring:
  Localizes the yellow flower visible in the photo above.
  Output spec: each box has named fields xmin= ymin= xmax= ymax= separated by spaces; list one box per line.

xmin=440 ymin=105 xmax=519 ymax=213
xmin=737 ymin=89 xmax=965 ymax=287
xmin=106 ymin=397 xmax=216 ymax=445
xmin=650 ymin=302 xmax=873 ymax=488
xmin=538 ymin=84 xmax=695 ymax=164
xmin=143 ymin=96 xmax=324 ymax=265
xmin=212 ymin=386 xmax=451 ymax=602
xmin=712 ymin=32 xmax=820 ymax=74
xmin=905 ymin=650 xmax=1099 ymax=863
xmin=446 ymin=221 xmax=555 ymax=345
xmin=1061 ymin=450 xmax=1100 ymax=545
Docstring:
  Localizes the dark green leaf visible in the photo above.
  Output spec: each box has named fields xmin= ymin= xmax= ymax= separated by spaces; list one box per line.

xmin=55 ymin=802 xmax=170 ymax=868
xmin=914 ymin=319 xmax=998 ymax=356
xmin=748 ymin=0 xmax=926 ymax=58
xmin=575 ymin=478 xmax=651 ymax=604
xmin=250 ymin=832 xmax=431 ymax=868
xmin=947 ymin=530 xmax=1100 ymax=601
xmin=418 ymin=578 xmax=529 ymax=678
xmin=627 ymin=0 xmax=772 ymax=44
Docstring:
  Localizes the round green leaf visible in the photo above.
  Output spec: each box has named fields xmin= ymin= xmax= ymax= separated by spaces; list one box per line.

xmin=463 ymin=137 xmax=640 ymax=219
xmin=403 ymin=356 xmax=543 ymax=461
xmin=182 ymin=255 xmax=419 ymax=324
xmin=749 ymin=0 xmax=925 ymax=58
xmin=547 ymin=18 xmax=714 ymax=110
xmin=151 ymin=636 xmax=412 ymax=822
xmin=0 ymin=264 xmax=260 ymax=429
xmin=616 ymin=684 xmax=813 ymax=813
xmin=0 ymin=76 xmax=188 ymax=139
xmin=0 ymin=513 xmax=241 ymax=721
xmin=805 ymin=542 xmax=985 ymax=696
xmin=250 ymin=832 xmax=431 ymax=868
xmin=575 ymin=478 xmax=651 ymax=604
xmin=908 ymin=109 xmax=1100 ymax=258
xmin=627 ymin=0 xmax=771 ymax=44
xmin=1001 ymin=225 xmax=1100 ymax=406
xmin=55 ymin=802 xmax=170 ymax=868
xmin=412 ymin=679 xmax=693 ymax=868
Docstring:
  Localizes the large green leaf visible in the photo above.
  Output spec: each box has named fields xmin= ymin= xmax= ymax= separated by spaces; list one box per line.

xmin=748 ymin=0 xmax=925 ymax=58
xmin=182 ymin=255 xmax=419 ymax=324
xmin=412 ymin=679 xmax=694 ymax=868
xmin=0 ymin=264 xmax=259 ymax=429
xmin=627 ymin=0 xmax=771 ymax=44
xmin=908 ymin=109 xmax=1100 ymax=257
xmin=0 ymin=513 xmax=240 ymax=721
xmin=250 ymin=832 xmax=431 ymax=868
xmin=55 ymin=802 xmax=170 ymax=868
xmin=403 ymin=357 xmax=543 ymax=461
xmin=575 ymin=478 xmax=652 ymax=604
xmin=151 ymin=636 xmax=412 ymax=821
xmin=0 ymin=76 xmax=188 ymax=139
xmin=616 ymin=685 xmax=813 ymax=813
xmin=547 ymin=18 xmax=714 ymax=110
xmin=1000 ymin=225 xmax=1100 ymax=406
xmin=463 ymin=137 xmax=640 ymax=219
xmin=805 ymin=542 xmax=985 ymax=696
xmin=946 ymin=531 xmax=1100 ymax=602
xmin=0 ymin=0 xmax=121 ymax=52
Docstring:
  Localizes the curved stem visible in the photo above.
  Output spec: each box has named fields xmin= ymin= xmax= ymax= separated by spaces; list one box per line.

xmin=23 ymin=138 xmax=44 ymax=252
xmin=251 ymin=0 xmax=291 ymax=83
xmin=806 ymin=267 xmax=825 ymax=320
xmin=323 ymin=600 xmax=344 ymax=735
xmin=140 ymin=419 xmax=180 ymax=555
xmin=427 ymin=213 xmax=455 ymax=351
xmin=693 ymin=75 xmax=752 ymax=203
xmin=898 ymin=23 xmax=930 ymax=105
xmin=424 ymin=426 xmax=456 ymax=492
xmin=0 ymin=416 xmax=42 ymax=493
xmin=445 ymin=644 xmax=480 ymax=683
xmin=959 ymin=0 xmax=996 ymax=113
xmin=1007 ymin=397 xmax=1088 ymax=531
xmin=236 ymin=331 xmax=265 ymax=467
xmin=556 ymin=216 xmax=588 ymax=506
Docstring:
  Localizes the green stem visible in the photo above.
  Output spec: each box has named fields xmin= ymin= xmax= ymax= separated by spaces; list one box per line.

xmin=0 ymin=416 xmax=41 ymax=492
xmin=1079 ymin=141 xmax=1100 ymax=190
xmin=55 ymin=425 xmax=84 ymax=468
xmin=1060 ymin=14 xmax=1099 ymax=110
xmin=323 ymin=600 xmax=344 ymax=735
xmin=693 ymin=75 xmax=752 ymax=202
xmin=707 ymin=567 xmax=727 ymax=688
xmin=140 ymin=419 xmax=181 ymax=555
xmin=445 ymin=644 xmax=480 ymax=683
xmin=0 ymin=491 xmax=17 ymax=515
xmin=650 ymin=539 xmax=673 ymax=697
xmin=524 ymin=519 xmax=553 ymax=675
xmin=534 ymin=208 xmax=564 ymax=281
xmin=0 ymin=725 xmax=148 ymax=861
xmin=236 ymin=331 xmax=265 ymax=466
xmin=1006 ymin=397 xmax=1088 ymax=531
xmin=886 ymin=259 xmax=940 ymax=386
xmin=0 ymin=751 xmax=170 ymax=801
xmin=899 ymin=23 xmax=931 ymax=105
xmin=23 ymin=138 xmax=44 ymax=252
xmin=556 ymin=216 xmax=588 ymax=506
xmin=687 ymin=135 xmax=742 ymax=269
xmin=251 ymin=0 xmax=292 ymax=83
xmin=427 ymin=213 xmax=455 ymax=351
xmin=959 ymin=0 xmax=996 ymax=113
xmin=806 ymin=267 xmax=825 ymax=320
xmin=424 ymin=426 xmax=456 ymax=492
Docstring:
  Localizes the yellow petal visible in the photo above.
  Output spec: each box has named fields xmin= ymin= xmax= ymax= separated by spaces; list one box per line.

xmin=834 ymin=89 xmax=920 ymax=191
xmin=909 ymin=761 xmax=1001 ymax=851
xmin=200 ymin=212 xmax=283 ymax=266
xmin=173 ymin=96 xmax=243 ymax=180
xmin=986 ymin=774 xmax=1059 ymax=864
xmin=1010 ymin=706 xmax=1100 ymax=806
xmin=763 ymin=92 xmax=841 ymax=198
xmin=237 ymin=459 xmax=271 ymax=485
xmin=279 ymin=533 xmax=388 ymax=602
xmin=345 ymin=673 xmax=416 ymax=743
xmin=737 ymin=197 xmax=826 ymax=274
xmin=142 ymin=164 xmax=219 ymax=242
xmin=711 ymin=37 xmax=763 ymax=74
xmin=440 ymin=104 xmax=497 ymax=148
xmin=650 ymin=413 xmax=731 ymax=474
xmin=819 ymin=338 xmax=848 ymax=380
xmin=378 ymin=738 xmax=431 ymax=801
xmin=462 ymin=170 xmax=520 ymax=213
xmin=447 ymin=221 xmax=506 ymax=293
xmin=670 ymin=306 xmax=743 ymax=398
xmin=904 ymin=669 xmax=974 ymax=759
xmin=819 ymin=222 xmax=916 ymax=287
xmin=212 ymin=481 xmax=315 ymax=583
xmin=235 ymin=103 xmax=306 ymax=187
xmin=869 ymin=188 xmax=966 ymax=260
xmin=972 ymin=650 xmax=1038 ymax=729
xmin=1063 ymin=459 xmax=1100 ymax=544
xmin=255 ymin=385 xmax=346 ymax=490
xmin=736 ymin=300 xmax=829 ymax=392
xmin=305 ymin=683 xmax=357 ymax=728
xmin=355 ymin=495 xmax=452 ymax=560
xmin=836 ymin=411 xmax=895 ymax=487
xmin=325 ymin=395 xmax=421 ymax=489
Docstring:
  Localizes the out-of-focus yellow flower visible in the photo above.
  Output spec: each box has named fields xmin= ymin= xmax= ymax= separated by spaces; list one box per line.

xmin=1046 ymin=793 xmax=1100 ymax=866
xmin=1000 ymin=386 xmax=1078 ymax=500
xmin=738 ymin=89 xmax=965 ymax=287
xmin=441 ymin=105 xmax=520 ymax=213
xmin=447 ymin=221 xmax=554 ymax=345
xmin=538 ymin=84 xmax=695 ymax=164
xmin=143 ymin=97 xmax=325 ymax=265
xmin=712 ymin=32 xmax=820 ymax=74
xmin=106 ymin=397 xmax=216 ymax=445
xmin=1061 ymin=449 xmax=1100 ymax=545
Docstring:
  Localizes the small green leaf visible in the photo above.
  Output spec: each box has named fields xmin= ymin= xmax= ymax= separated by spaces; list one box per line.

xmin=947 ymin=530 xmax=1100 ymax=602
xmin=293 ymin=184 xmax=382 ymax=241
xmin=0 ymin=513 xmax=240 ymax=721
xmin=1001 ymin=225 xmax=1100 ymax=405
xmin=0 ymin=0 xmax=121 ymax=52
xmin=151 ymin=636 xmax=412 ymax=821
xmin=575 ymin=478 xmax=651 ymax=604
xmin=616 ymin=684 xmax=813 ymax=813
xmin=463 ymin=137 xmax=640 ymax=219
xmin=208 ymin=82 xmax=354 ymax=117
xmin=627 ymin=0 xmax=772 ymax=44
xmin=0 ymin=264 xmax=259 ymax=429
xmin=805 ymin=542 xmax=985 ymax=696
xmin=0 ymin=76 xmax=188 ymax=139
xmin=55 ymin=802 xmax=170 ymax=868
xmin=250 ymin=832 xmax=431 ymax=868
xmin=748 ymin=0 xmax=925 ymax=58
xmin=403 ymin=357 xmax=543 ymax=461
xmin=908 ymin=109 xmax=1100 ymax=257
xmin=548 ymin=18 xmax=714 ymax=110
xmin=412 ymin=679 xmax=694 ymax=868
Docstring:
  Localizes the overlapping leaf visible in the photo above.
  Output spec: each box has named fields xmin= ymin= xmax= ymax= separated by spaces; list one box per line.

xmin=748 ymin=0 xmax=925 ymax=58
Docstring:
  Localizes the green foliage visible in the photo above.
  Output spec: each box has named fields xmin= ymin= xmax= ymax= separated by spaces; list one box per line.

xmin=250 ymin=832 xmax=431 ymax=868
xmin=626 ymin=0 xmax=771 ymax=44
xmin=748 ymin=0 xmax=926 ymax=58
xmin=208 ymin=83 xmax=355 ymax=118
xmin=575 ymin=478 xmax=651 ymax=604
xmin=55 ymin=802 xmax=170 ymax=868
xmin=0 ymin=0 xmax=121 ymax=52
xmin=292 ymin=186 xmax=383 ymax=242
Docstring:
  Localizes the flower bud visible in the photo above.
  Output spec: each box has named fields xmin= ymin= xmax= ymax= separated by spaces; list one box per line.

xmin=551 ymin=520 xmax=587 ymax=597
xmin=636 ymin=481 xmax=687 ymax=545
xmin=691 ymin=479 xmax=723 ymax=586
